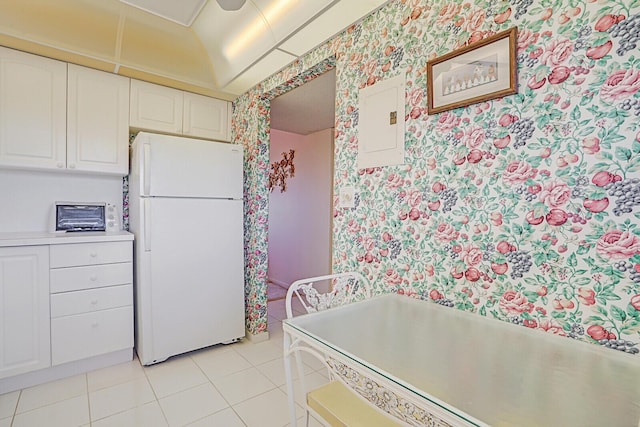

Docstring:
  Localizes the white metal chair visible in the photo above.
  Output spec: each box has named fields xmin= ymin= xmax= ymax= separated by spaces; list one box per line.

xmin=283 ymin=272 xmax=402 ymax=426
xmin=284 ymin=271 xmax=372 ymax=319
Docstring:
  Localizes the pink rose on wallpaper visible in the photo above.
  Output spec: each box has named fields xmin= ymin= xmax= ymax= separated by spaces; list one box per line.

xmin=582 ymin=136 xmax=601 ymax=154
xmin=409 ymin=88 xmax=424 ymax=107
xmin=538 ymin=180 xmax=571 ymax=208
xmin=436 ymin=112 xmax=460 ymax=133
xmin=407 ymin=190 xmax=422 ymax=207
xmin=596 ymin=230 xmax=640 ymax=260
xmin=362 ymin=236 xmax=375 ymax=252
xmin=631 ymin=294 xmax=640 ymax=311
xmin=502 ymin=161 xmax=536 ymax=185
xmin=363 ymin=59 xmax=377 ymax=76
xmin=577 ymin=288 xmax=596 ymax=306
xmin=462 ymin=126 xmax=486 ymax=149
xmin=539 ymin=39 xmax=573 ymax=66
xmin=465 ymin=9 xmax=485 ymax=32
xmin=517 ymin=29 xmax=539 ymax=51
xmin=385 ymin=268 xmax=402 ymax=285
xmin=538 ymin=319 xmax=566 ymax=336
xmin=435 ymin=223 xmax=459 ymax=243
xmin=499 ymin=291 xmax=533 ymax=315
xmin=460 ymin=244 xmax=483 ymax=266
xmin=437 ymin=3 xmax=461 ymax=25
xmin=600 ymin=69 xmax=640 ymax=102
xmin=386 ymin=173 xmax=404 ymax=189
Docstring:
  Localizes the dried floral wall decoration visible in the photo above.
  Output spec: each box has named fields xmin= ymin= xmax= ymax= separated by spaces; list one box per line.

xmin=268 ymin=149 xmax=295 ymax=192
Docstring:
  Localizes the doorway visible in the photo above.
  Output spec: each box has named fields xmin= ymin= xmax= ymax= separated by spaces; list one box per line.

xmin=266 ymin=68 xmax=336 ymax=302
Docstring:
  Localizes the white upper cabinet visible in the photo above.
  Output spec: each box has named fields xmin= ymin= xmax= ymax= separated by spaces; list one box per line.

xmin=130 ymin=80 xmax=183 ymax=135
xmin=0 ymin=47 xmax=130 ymax=176
xmin=130 ymin=80 xmax=230 ymax=142
xmin=67 ymin=64 xmax=130 ymax=175
xmin=183 ymin=91 xmax=229 ymax=141
xmin=0 ymin=46 xmax=67 ymax=170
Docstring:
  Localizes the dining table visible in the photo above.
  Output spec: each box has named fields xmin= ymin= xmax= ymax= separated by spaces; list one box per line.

xmin=282 ymin=293 xmax=640 ymax=427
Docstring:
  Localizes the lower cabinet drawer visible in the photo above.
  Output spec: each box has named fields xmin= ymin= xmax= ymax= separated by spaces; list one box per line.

xmin=51 ymin=306 xmax=133 ymax=366
xmin=50 ymin=262 xmax=132 ymax=293
xmin=50 ymin=241 xmax=132 ymax=268
xmin=50 ymin=284 xmax=132 ymax=318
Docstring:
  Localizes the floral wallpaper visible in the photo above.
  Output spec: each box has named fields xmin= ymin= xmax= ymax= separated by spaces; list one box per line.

xmin=235 ymin=0 xmax=640 ymax=354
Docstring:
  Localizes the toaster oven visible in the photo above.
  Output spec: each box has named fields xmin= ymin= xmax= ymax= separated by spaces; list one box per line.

xmin=53 ymin=202 xmax=120 ymax=233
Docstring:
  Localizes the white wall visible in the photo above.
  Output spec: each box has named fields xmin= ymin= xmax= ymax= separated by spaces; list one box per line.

xmin=0 ymin=169 xmax=123 ymax=232
xmin=268 ymin=128 xmax=333 ymax=287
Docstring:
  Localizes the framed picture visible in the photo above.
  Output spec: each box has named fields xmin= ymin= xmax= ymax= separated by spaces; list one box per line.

xmin=427 ymin=27 xmax=517 ymax=115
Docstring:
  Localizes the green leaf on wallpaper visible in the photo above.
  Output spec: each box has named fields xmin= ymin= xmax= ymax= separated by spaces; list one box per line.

xmin=611 ymin=305 xmax=627 ymax=322
xmin=576 ymin=244 xmax=591 ymax=255
xmin=557 ymin=24 xmax=572 ymax=36
xmin=567 ymin=253 xmax=577 ymax=267
xmin=574 ymin=277 xmax=592 ymax=286
xmin=570 ymin=106 xmax=581 ymax=121
xmin=591 ymin=33 xmax=612 ymax=47
xmin=523 ymin=291 xmax=539 ymax=302
xmin=621 ymin=320 xmax=640 ymax=334
xmin=532 ymin=252 xmax=547 ymax=266
xmin=552 ymin=310 xmax=567 ymax=319
xmin=480 ymin=306 xmax=486 ymax=316
xmin=556 ymin=167 xmax=570 ymax=177
xmin=587 ymin=315 xmax=605 ymax=325
xmin=615 ymin=147 xmax=633 ymax=161
xmin=564 ymin=287 xmax=575 ymax=300
xmin=633 ymin=140 xmax=640 ymax=154
xmin=596 ymin=305 xmax=609 ymax=317
xmin=576 ymin=126 xmax=596 ymax=138
xmin=628 ymin=304 xmax=640 ymax=318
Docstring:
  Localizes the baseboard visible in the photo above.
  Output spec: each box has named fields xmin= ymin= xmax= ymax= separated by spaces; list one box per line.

xmin=0 ymin=349 xmax=133 ymax=394
xmin=268 ymin=277 xmax=290 ymax=289
xmin=245 ymin=327 xmax=270 ymax=343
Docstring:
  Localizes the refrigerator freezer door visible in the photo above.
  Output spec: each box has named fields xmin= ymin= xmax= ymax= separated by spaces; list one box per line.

xmin=136 ymin=197 xmax=245 ymax=365
xmin=133 ymin=132 xmax=243 ymax=199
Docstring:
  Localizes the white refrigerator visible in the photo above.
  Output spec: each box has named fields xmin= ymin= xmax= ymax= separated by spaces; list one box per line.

xmin=128 ymin=132 xmax=245 ymax=365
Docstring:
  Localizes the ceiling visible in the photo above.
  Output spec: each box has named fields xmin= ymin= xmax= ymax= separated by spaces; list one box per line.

xmin=0 ymin=0 xmax=388 ymax=100
xmin=270 ymin=68 xmax=336 ymax=135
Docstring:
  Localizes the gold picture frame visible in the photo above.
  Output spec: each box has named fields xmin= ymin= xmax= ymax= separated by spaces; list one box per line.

xmin=427 ymin=27 xmax=517 ymax=115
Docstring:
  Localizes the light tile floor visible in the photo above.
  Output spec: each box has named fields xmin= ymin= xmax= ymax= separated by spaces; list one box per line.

xmin=0 ymin=298 xmax=326 ymax=427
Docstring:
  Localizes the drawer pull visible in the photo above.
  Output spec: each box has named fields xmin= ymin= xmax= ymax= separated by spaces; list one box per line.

xmin=90 ymin=252 xmax=98 ymax=258
xmin=91 ymin=299 xmax=99 ymax=305
xmin=89 ymin=275 xmax=98 ymax=281
xmin=92 ymin=322 xmax=99 ymax=328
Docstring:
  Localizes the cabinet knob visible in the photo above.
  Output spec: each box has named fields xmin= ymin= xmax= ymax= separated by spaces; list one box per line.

xmin=69 ymin=163 xmax=76 ymax=169
xmin=90 ymin=252 xmax=97 ymax=258
xmin=90 ymin=275 xmax=98 ymax=281
xmin=56 ymin=162 xmax=63 ymax=168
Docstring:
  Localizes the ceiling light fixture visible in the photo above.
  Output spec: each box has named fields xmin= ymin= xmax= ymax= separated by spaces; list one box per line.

xmin=216 ymin=0 xmax=246 ymax=11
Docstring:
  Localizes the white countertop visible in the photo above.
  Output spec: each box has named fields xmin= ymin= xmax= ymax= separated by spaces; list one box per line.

xmin=0 ymin=230 xmax=134 ymax=247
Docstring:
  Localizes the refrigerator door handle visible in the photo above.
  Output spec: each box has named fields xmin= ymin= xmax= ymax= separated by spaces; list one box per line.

xmin=143 ymin=199 xmax=151 ymax=251
xmin=143 ymin=143 xmax=151 ymax=195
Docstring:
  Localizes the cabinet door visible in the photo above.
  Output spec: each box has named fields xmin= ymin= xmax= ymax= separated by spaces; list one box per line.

xmin=130 ymin=80 xmax=183 ymax=134
xmin=67 ymin=65 xmax=130 ymax=175
xmin=183 ymin=92 xmax=229 ymax=141
xmin=0 ymin=46 xmax=67 ymax=171
xmin=0 ymin=246 xmax=50 ymax=379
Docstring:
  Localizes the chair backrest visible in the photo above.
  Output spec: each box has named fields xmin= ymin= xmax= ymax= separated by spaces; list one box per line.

xmin=285 ymin=271 xmax=371 ymax=319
